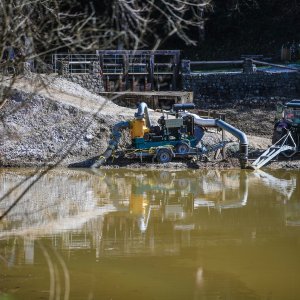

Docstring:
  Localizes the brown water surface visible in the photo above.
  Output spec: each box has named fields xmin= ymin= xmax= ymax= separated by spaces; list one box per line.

xmin=0 ymin=168 xmax=299 ymax=300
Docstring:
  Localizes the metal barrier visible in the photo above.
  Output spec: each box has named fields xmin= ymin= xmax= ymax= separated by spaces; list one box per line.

xmin=52 ymin=53 xmax=99 ymax=74
xmin=181 ymin=60 xmax=244 ymax=74
xmin=51 ymin=50 xmax=181 ymax=91
xmin=181 ymin=59 xmax=300 ymax=74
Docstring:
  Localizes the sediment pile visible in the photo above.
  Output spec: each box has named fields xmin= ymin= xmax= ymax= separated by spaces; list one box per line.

xmin=0 ymin=75 xmax=134 ymax=167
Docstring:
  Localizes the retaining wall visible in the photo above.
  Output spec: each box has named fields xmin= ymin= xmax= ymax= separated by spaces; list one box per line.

xmin=63 ymin=74 xmax=104 ymax=95
xmin=182 ymin=71 xmax=300 ymax=108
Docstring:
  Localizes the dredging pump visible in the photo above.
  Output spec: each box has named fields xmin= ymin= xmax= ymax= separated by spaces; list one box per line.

xmin=92 ymin=102 xmax=248 ymax=168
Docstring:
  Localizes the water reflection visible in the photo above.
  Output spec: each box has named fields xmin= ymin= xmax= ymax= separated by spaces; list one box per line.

xmin=0 ymin=169 xmax=299 ymax=251
xmin=0 ymin=168 xmax=299 ymax=299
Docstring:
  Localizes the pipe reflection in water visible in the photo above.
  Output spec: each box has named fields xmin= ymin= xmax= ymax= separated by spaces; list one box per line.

xmin=0 ymin=168 xmax=299 ymax=299
xmin=0 ymin=168 xmax=298 ymax=240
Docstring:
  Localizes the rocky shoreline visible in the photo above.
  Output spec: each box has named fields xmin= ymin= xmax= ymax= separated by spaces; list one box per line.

xmin=0 ymin=75 xmax=299 ymax=170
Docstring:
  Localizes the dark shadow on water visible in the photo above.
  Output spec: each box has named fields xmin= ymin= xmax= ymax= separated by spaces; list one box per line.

xmin=68 ymin=156 xmax=99 ymax=168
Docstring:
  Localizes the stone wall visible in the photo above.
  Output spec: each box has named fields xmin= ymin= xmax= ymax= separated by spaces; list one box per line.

xmin=63 ymin=74 xmax=104 ymax=95
xmin=58 ymin=60 xmax=105 ymax=94
xmin=182 ymin=71 xmax=300 ymax=108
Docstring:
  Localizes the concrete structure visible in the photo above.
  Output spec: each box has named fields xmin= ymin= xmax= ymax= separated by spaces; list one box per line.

xmin=52 ymin=50 xmax=181 ymax=92
xmin=50 ymin=52 xmax=300 ymax=108
xmin=99 ymin=90 xmax=193 ymax=109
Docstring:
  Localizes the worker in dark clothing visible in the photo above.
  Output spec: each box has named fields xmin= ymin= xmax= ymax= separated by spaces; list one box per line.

xmin=272 ymin=117 xmax=289 ymax=144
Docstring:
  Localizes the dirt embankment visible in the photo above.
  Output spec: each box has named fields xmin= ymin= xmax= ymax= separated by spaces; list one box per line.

xmin=0 ymin=75 xmax=136 ymax=167
xmin=219 ymin=108 xmax=274 ymax=138
xmin=0 ymin=75 xmax=298 ymax=170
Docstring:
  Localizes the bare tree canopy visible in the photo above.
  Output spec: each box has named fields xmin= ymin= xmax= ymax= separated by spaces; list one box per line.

xmin=0 ymin=0 xmax=212 ymax=61
xmin=98 ymin=0 xmax=212 ymax=48
xmin=0 ymin=0 xmax=104 ymax=60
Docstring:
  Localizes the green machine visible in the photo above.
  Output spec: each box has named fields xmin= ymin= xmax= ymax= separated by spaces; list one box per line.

xmin=93 ymin=102 xmax=248 ymax=167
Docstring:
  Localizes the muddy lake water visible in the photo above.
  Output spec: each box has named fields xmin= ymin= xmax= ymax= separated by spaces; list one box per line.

xmin=0 ymin=167 xmax=299 ymax=300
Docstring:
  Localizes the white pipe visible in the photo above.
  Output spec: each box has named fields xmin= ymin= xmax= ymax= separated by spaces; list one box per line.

xmin=180 ymin=112 xmax=217 ymax=126
xmin=180 ymin=111 xmax=248 ymax=145
xmin=135 ymin=102 xmax=151 ymax=128
xmin=180 ymin=111 xmax=248 ymax=168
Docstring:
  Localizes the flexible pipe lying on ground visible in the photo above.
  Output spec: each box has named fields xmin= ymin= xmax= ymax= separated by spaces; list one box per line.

xmin=92 ymin=102 xmax=152 ymax=168
xmin=216 ymin=119 xmax=248 ymax=168
xmin=91 ymin=121 xmax=130 ymax=168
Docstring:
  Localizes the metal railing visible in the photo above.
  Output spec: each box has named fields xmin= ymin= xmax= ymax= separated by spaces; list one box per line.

xmin=52 ymin=53 xmax=99 ymax=74
xmin=181 ymin=60 xmax=244 ymax=74
xmin=182 ymin=59 xmax=300 ymax=74
xmin=52 ymin=53 xmax=175 ymax=75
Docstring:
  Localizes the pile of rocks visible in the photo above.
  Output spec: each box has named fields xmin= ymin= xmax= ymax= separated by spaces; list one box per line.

xmin=0 ymin=76 xmax=131 ymax=167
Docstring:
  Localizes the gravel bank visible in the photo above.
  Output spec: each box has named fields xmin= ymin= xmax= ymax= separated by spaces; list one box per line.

xmin=0 ymin=75 xmax=134 ymax=167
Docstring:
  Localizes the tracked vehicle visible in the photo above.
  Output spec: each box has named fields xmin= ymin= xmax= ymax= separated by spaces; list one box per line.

xmin=252 ymin=99 xmax=300 ymax=169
